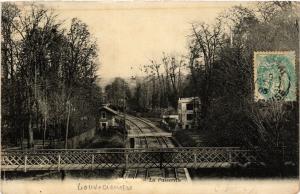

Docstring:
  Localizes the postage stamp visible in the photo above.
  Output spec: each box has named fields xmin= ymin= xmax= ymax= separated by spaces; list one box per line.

xmin=254 ymin=51 xmax=297 ymax=101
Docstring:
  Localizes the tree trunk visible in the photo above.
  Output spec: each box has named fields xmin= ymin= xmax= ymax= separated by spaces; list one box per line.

xmin=43 ymin=115 xmax=47 ymax=148
xmin=27 ymin=94 xmax=34 ymax=148
xmin=65 ymin=101 xmax=71 ymax=149
xmin=21 ymin=124 xmax=24 ymax=149
xmin=28 ymin=117 xmax=34 ymax=148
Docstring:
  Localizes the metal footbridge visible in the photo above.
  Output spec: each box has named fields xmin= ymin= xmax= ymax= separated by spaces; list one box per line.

xmin=1 ymin=147 xmax=262 ymax=172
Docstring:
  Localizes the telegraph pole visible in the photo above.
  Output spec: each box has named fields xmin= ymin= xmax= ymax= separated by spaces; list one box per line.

xmin=123 ymin=81 xmax=126 ymax=143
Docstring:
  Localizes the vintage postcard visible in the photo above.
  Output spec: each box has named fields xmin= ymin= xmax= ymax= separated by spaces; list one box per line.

xmin=0 ymin=1 xmax=299 ymax=194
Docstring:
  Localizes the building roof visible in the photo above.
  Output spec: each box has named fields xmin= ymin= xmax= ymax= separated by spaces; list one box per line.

xmin=99 ymin=106 xmax=119 ymax=115
xmin=178 ymin=97 xmax=200 ymax=103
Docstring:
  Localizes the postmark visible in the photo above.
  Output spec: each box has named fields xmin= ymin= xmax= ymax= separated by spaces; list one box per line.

xmin=254 ymin=51 xmax=296 ymax=101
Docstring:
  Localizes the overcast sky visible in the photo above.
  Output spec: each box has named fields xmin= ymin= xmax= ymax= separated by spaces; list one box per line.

xmin=25 ymin=2 xmax=244 ymax=79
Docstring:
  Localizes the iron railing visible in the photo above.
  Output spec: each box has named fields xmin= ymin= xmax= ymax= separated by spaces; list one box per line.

xmin=1 ymin=147 xmax=295 ymax=172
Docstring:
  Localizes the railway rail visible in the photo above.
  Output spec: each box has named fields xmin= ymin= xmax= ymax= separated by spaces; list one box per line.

xmin=123 ymin=115 xmax=188 ymax=181
xmin=125 ymin=115 xmax=172 ymax=138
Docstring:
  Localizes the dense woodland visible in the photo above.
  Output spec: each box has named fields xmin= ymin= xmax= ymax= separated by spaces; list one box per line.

xmin=1 ymin=1 xmax=299 ymax=161
xmin=123 ymin=2 xmax=299 ymax=152
xmin=1 ymin=3 xmax=102 ymax=148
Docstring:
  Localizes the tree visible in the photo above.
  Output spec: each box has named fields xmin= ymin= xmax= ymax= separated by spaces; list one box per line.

xmin=183 ymin=2 xmax=298 ymax=156
xmin=135 ymin=53 xmax=186 ymax=112
xmin=188 ymin=21 xmax=223 ymax=120
xmin=17 ymin=5 xmax=65 ymax=148
xmin=1 ymin=3 xmax=21 ymax=145
xmin=105 ymin=77 xmax=131 ymax=110
xmin=1 ymin=3 xmax=101 ymax=148
xmin=62 ymin=18 xmax=98 ymax=148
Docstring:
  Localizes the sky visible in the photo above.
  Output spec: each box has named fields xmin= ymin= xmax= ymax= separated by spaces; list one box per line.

xmin=22 ymin=2 xmax=243 ymax=81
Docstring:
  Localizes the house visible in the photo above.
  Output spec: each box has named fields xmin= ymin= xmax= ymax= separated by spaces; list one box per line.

xmin=178 ymin=97 xmax=200 ymax=129
xmin=98 ymin=106 xmax=119 ymax=130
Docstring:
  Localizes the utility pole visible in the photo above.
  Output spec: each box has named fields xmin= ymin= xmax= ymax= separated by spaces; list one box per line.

xmin=43 ymin=82 xmax=47 ymax=148
xmin=230 ymin=27 xmax=233 ymax=47
xmin=123 ymin=81 xmax=126 ymax=144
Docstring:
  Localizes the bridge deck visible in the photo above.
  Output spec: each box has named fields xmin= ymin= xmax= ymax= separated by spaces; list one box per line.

xmin=2 ymin=163 xmax=232 ymax=172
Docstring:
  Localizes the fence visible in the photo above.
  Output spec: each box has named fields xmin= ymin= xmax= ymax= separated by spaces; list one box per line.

xmin=1 ymin=147 xmax=262 ymax=172
xmin=18 ymin=128 xmax=96 ymax=149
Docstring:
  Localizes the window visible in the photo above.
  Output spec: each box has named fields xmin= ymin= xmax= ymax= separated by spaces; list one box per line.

xmin=101 ymin=111 xmax=106 ymax=119
xmin=187 ymin=114 xmax=193 ymax=121
xmin=186 ymin=103 xmax=193 ymax=110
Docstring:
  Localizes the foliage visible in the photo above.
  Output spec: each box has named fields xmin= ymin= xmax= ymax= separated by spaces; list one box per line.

xmin=1 ymin=3 xmax=101 ymax=148
xmin=129 ymin=2 xmax=299 ymax=157
xmin=192 ymin=2 xmax=299 ymax=155
xmin=105 ymin=77 xmax=131 ymax=111
xmin=130 ymin=54 xmax=186 ymax=112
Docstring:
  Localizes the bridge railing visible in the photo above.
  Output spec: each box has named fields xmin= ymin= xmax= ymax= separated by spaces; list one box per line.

xmin=1 ymin=147 xmax=264 ymax=172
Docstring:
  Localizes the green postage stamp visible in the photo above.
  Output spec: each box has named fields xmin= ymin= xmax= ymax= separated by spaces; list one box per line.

xmin=254 ymin=51 xmax=297 ymax=101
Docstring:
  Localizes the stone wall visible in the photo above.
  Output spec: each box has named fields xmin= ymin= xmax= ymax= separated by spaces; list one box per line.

xmin=67 ymin=128 xmax=96 ymax=148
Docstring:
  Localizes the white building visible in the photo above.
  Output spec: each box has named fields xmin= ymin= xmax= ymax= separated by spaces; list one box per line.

xmin=178 ymin=97 xmax=200 ymax=129
xmin=98 ymin=106 xmax=118 ymax=130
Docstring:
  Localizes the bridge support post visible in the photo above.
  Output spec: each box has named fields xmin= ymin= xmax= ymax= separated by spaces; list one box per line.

xmin=58 ymin=154 xmax=61 ymax=171
xmin=125 ymin=152 xmax=128 ymax=169
xmin=228 ymin=150 xmax=232 ymax=165
xmin=24 ymin=155 xmax=27 ymax=172
xmin=91 ymin=154 xmax=95 ymax=170
xmin=193 ymin=153 xmax=197 ymax=168
xmin=61 ymin=170 xmax=66 ymax=180
xmin=160 ymin=152 xmax=163 ymax=169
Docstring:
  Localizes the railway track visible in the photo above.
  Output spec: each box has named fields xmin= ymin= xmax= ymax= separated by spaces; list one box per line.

xmin=123 ymin=115 xmax=188 ymax=181
xmin=124 ymin=168 xmax=188 ymax=181
xmin=126 ymin=115 xmax=159 ymax=135
xmin=125 ymin=115 xmax=174 ymax=148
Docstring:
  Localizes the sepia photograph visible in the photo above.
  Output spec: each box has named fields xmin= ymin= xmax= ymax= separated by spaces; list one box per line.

xmin=0 ymin=1 xmax=299 ymax=194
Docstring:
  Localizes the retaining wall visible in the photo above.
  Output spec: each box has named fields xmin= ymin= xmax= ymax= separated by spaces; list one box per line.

xmin=67 ymin=128 xmax=96 ymax=148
